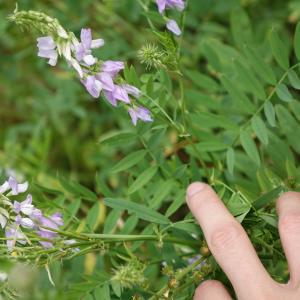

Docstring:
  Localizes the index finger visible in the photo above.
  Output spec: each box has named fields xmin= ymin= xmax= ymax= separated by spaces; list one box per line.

xmin=186 ymin=182 xmax=272 ymax=299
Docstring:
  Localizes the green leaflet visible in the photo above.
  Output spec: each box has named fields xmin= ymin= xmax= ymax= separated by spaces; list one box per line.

xmin=243 ymin=44 xmax=276 ymax=85
xmin=276 ymin=105 xmax=300 ymax=153
xmin=269 ymin=29 xmax=290 ymax=70
xmin=230 ymin=8 xmax=253 ymax=47
xmin=264 ymin=102 xmax=276 ymax=127
xmin=65 ymin=198 xmax=81 ymax=225
xmin=111 ymin=150 xmax=147 ymax=173
xmin=258 ymin=213 xmax=278 ymax=228
xmin=86 ymin=202 xmax=100 ymax=231
xmin=104 ymin=198 xmax=170 ymax=224
xmin=150 ymin=179 xmax=174 ymax=209
xmin=226 ymin=148 xmax=235 ymax=174
xmin=288 ymin=69 xmax=300 ymax=90
xmin=276 ymin=84 xmax=293 ymax=102
xmin=103 ymin=209 xmax=121 ymax=234
xmin=59 ymin=176 xmax=98 ymax=202
xmin=185 ymin=70 xmax=220 ymax=92
xmin=99 ymin=131 xmax=137 ymax=147
xmin=165 ymin=190 xmax=185 ymax=217
xmin=251 ymin=115 xmax=269 ymax=145
xmin=128 ymin=166 xmax=158 ymax=194
xmin=94 ymin=284 xmax=110 ymax=300
xmin=196 ymin=141 xmax=229 ymax=152
xmin=193 ymin=112 xmax=239 ymax=131
xmin=240 ymin=130 xmax=261 ymax=166
xmin=220 ymin=75 xmax=255 ymax=113
xmin=235 ymin=61 xmax=266 ymax=100
xmin=226 ymin=193 xmax=251 ymax=221
xmin=253 ymin=186 xmax=284 ymax=209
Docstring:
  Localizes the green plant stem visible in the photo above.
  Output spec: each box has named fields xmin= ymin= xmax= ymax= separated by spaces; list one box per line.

xmin=149 ymin=256 xmax=206 ymax=300
xmin=142 ymin=92 xmax=181 ymax=131
xmin=41 ymin=227 xmax=200 ymax=248
xmin=179 ymin=78 xmax=188 ymax=133
xmin=137 ymin=0 xmax=156 ymax=31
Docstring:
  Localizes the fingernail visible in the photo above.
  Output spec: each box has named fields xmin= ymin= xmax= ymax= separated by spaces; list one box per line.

xmin=187 ymin=182 xmax=206 ymax=199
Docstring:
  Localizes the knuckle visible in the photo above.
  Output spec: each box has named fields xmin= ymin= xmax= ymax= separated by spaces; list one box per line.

xmin=194 ymin=280 xmax=222 ymax=299
xmin=211 ymin=222 xmax=243 ymax=253
xmin=279 ymin=212 xmax=300 ymax=234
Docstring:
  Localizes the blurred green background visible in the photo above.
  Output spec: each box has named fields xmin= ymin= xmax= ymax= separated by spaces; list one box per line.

xmin=1 ymin=0 xmax=300 ymax=299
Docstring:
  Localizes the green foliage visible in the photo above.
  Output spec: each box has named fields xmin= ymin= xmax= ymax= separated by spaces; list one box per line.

xmin=1 ymin=0 xmax=300 ymax=299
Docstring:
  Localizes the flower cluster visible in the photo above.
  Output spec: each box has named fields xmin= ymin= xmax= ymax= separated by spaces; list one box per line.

xmin=0 ymin=177 xmax=64 ymax=251
xmin=38 ymin=28 xmax=153 ymax=126
xmin=156 ymin=0 xmax=185 ymax=36
xmin=9 ymin=9 xmax=153 ymax=126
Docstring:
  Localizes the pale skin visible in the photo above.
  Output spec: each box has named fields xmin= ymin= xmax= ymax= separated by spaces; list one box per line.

xmin=186 ymin=182 xmax=300 ymax=300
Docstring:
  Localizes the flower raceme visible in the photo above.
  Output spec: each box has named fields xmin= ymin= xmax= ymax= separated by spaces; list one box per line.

xmin=10 ymin=9 xmax=152 ymax=126
xmin=36 ymin=28 xmax=152 ymax=126
xmin=0 ymin=177 xmax=64 ymax=251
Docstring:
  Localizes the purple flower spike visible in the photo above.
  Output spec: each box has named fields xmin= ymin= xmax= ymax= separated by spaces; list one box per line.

xmin=166 ymin=19 xmax=182 ymax=36
xmin=37 ymin=36 xmax=58 ymax=66
xmin=128 ymin=106 xmax=153 ymax=126
xmin=101 ymin=61 xmax=124 ymax=78
xmin=156 ymin=0 xmax=185 ymax=14
xmin=82 ymin=76 xmax=103 ymax=98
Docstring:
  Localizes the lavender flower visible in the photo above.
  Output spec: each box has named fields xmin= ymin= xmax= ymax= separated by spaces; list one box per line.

xmin=37 ymin=36 xmax=58 ymax=66
xmin=15 ymin=215 xmax=35 ymax=229
xmin=0 ymin=176 xmax=28 ymax=195
xmin=1 ymin=177 xmax=64 ymax=251
xmin=10 ymin=10 xmax=153 ymax=125
xmin=101 ymin=60 xmax=124 ymax=77
xmin=187 ymin=255 xmax=206 ymax=270
xmin=113 ymin=85 xmax=130 ymax=103
xmin=74 ymin=28 xmax=104 ymax=66
xmin=13 ymin=195 xmax=34 ymax=215
xmin=156 ymin=0 xmax=185 ymax=14
xmin=96 ymin=72 xmax=115 ymax=92
xmin=81 ymin=75 xmax=103 ymax=98
xmin=122 ymin=84 xmax=141 ymax=98
xmin=166 ymin=19 xmax=182 ymax=36
xmin=37 ymin=213 xmax=64 ymax=248
xmin=5 ymin=224 xmax=27 ymax=251
xmin=0 ymin=208 xmax=8 ymax=229
xmin=128 ymin=106 xmax=153 ymax=126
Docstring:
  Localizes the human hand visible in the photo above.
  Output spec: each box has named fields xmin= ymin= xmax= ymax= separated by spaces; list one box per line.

xmin=186 ymin=182 xmax=300 ymax=300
